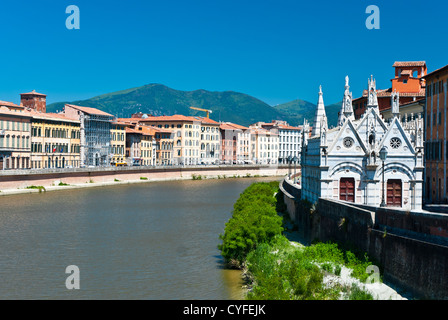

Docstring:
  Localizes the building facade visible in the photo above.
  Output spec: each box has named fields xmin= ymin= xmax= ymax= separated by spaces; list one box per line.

xmin=258 ymin=120 xmax=302 ymax=164
xmin=138 ymin=115 xmax=200 ymax=165
xmin=153 ymin=127 xmax=173 ymax=166
xmin=0 ymin=104 xmax=32 ymax=170
xmin=110 ymin=121 xmax=127 ymax=166
xmin=353 ymin=61 xmax=427 ymax=119
xmin=250 ymin=127 xmax=279 ymax=165
xmin=30 ymin=112 xmax=81 ymax=169
xmin=138 ymin=115 xmax=221 ymax=165
xmin=220 ymin=122 xmax=250 ymax=164
xmin=423 ymin=64 xmax=448 ymax=203
xmin=199 ymin=118 xmax=221 ymax=165
xmin=64 ymin=104 xmax=114 ymax=167
xmin=301 ymin=76 xmax=424 ymax=211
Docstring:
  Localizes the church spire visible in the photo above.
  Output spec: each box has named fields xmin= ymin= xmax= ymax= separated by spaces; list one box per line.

xmin=338 ymin=75 xmax=354 ymax=126
xmin=312 ymin=85 xmax=327 ymax=136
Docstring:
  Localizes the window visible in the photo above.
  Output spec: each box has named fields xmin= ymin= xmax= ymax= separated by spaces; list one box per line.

xmin=390 ymin=137 xmax=402 ymax=149
xmin=343 ymin=137 xmax=354 ymax=148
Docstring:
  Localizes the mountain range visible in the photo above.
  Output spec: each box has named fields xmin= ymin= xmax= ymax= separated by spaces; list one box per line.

xmin=47 ymin=83 xmax=341 ymax=128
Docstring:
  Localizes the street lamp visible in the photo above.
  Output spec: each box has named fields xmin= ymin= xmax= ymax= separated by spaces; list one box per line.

xmin=293 ymin=156 xmax=298 ymax=184
xmin=379 ymin=146 xmax=388 ymax=207
xmin=287 ymin=155 xmax=292 ymax=179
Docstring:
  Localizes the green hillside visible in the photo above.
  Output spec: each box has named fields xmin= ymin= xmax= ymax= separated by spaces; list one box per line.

xmin=273 ymin=99 xmax=341 ymax=128
xmin=47 ymin=83 xmax=341 ymax=127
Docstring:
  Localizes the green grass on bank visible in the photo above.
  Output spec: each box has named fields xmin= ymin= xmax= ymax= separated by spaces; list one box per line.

xmin=218 ymin=181 xmax=378 ymax=300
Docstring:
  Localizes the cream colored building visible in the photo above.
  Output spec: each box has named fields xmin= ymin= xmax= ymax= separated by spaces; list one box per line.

xmin=0 ymin=103 xmax=32 ymax=170
xmin=199 ymin=118 xmax=221 ymax=165
xmin=250 ymin=127 xmax=279 ymax=165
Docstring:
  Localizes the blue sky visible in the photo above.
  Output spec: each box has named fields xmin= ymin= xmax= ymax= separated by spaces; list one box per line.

xmin=0 ymin=0 xmax=447 ymax=107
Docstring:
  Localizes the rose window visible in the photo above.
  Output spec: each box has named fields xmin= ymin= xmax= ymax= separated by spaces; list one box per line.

xmin=343 ymin=137 xmax=354 ymax=148
xmin=390 ymin=137 xmax=401 ymax=149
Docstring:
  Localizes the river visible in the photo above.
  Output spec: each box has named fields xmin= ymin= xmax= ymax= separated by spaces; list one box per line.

xmin=0 ymin=176 xmax=280 ymax=299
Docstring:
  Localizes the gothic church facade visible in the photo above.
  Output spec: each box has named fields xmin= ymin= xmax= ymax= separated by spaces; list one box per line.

xmin=301 ymin=76 xmax=424 ymax=211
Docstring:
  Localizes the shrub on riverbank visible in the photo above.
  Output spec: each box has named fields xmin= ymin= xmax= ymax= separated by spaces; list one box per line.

xmin=218 ymin=182 xmax=283 ymax=267
xmin=245 ymin=236 xmax=374 ymax=300
xmin=219 ymin=181 xmax=377 ymax=300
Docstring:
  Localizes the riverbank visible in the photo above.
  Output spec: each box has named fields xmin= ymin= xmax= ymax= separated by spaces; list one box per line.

xmin=219 ymin=181 xmax=408 ymax=300
xmin=0 ymin=165 xmax=288 ymax=196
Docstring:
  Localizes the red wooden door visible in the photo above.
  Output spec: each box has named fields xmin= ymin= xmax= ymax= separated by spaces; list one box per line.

xmin=387 ymin=179 xmax=402 ymax=207
xmin=340 ymin=178 xmax=355 ymax=202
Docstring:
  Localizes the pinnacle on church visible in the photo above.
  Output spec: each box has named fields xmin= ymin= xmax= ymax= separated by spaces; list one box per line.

xmin=338 ymin=76 xmax=354 ymax=126
xmin=312 ymin=85 xmax=327 ymax=137
xmin=391 ymin=89 xmax=400 ymax=118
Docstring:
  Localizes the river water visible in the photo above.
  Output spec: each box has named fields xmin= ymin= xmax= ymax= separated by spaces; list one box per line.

xmin=0 ymin=177 xmax=280 ymax=299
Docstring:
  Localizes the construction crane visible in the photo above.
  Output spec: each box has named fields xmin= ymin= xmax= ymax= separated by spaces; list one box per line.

xmin=190 ymin=106 xmax=213 ymax=118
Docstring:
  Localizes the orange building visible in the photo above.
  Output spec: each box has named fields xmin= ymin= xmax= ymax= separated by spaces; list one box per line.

xmin=353 ymin=61 xmax=427 ymax=119
xmin=423 ymin=64 xmax=448 ymax=204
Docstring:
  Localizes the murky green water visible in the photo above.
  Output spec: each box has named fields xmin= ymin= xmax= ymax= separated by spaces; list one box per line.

xmin=0 ymin=177 xmax=279 ymax=299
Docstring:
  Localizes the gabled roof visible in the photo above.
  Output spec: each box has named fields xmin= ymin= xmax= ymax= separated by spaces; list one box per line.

xmin=328 ymin=118 xmax=368 ymax=155
xmin=220 ymin=122 xmax=249 ymax=130
xmin=355 ymin=106 xmax=388 ymax=134
xmin=65 ymin=104 xmax=114 ymax=117
xmin=377 ymin=116 xmax=415 ymax=155
xmin=28 ymin=110 xmax=80 ymax=123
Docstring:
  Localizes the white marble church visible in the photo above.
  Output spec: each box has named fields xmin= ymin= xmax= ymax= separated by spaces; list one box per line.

xmin=300 ymin=76 xmax=424 ymax=211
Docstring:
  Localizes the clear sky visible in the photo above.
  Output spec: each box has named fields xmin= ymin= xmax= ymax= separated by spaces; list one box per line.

xmin=0 ymin=0 xmax=447 ymax=106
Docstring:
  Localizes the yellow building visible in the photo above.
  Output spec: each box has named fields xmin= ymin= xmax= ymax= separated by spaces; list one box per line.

xmin=110 ymin=121 xmax=127 ymax=166
xmin=30 ymin=112 xmax=81 ymax=169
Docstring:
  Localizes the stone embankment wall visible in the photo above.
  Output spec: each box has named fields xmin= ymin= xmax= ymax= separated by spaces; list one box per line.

xmin=280 ymin=178 xmax=448 ymax=299
xmin=0 ymin=165 xmax=288 ymax=195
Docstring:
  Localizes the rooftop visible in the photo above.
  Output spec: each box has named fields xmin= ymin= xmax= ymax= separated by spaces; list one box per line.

xmin=20 ymin=90 xmax=46 ymax=96
xmin=65 ymin=104 xmax=114 ymax=117
xmin=28 ymin=110 xmax=80 ymax=123
xmin=392 ymin=61 xmax=426 ymax=68
xmin=139 ymin=114 xmax=219 ymax=125
xmin=0 ymin=100 xmax=22 ymax=108
xmin=423 ymin=64 xmax=448 ymax=79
